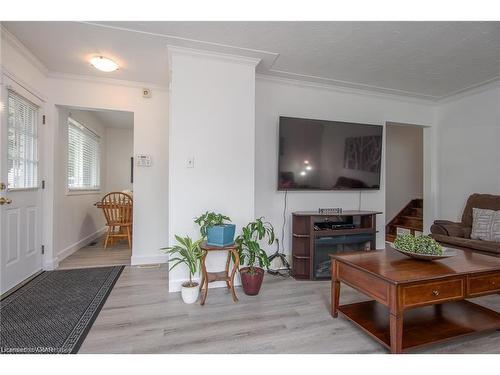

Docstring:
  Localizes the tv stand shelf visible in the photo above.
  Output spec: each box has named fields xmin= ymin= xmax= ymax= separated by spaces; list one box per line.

xmin=292 ymin=210 xmax=381 ymax=280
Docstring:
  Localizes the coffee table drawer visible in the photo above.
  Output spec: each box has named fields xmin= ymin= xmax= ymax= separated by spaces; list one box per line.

xmin=468 ymin=273 xmax=500 ymax=296
xmin=402 ymin=278 xmax=465 ymax=308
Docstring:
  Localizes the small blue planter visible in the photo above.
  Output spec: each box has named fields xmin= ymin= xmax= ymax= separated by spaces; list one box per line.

xmin=207 ymin=224 xmax=236 ymax=247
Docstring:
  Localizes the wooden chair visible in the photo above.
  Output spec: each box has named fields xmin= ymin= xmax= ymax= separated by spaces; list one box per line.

xmin=100 ymin=192 xmax=133 ymax=249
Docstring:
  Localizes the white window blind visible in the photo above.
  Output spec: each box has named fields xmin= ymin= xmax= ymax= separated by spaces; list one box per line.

xmin=7 ymin=90 xmax=39 ymax=189
xmin=67 ymin=117 xmax=101 ymax=190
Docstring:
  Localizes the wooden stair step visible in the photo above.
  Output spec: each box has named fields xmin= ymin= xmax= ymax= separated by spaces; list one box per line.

xmin=385 ymin=233 xmax=396 ymax=243
xmin=391 ymin=224 xmax=422 ymax=232
xmin=400 ymin=215 xmax=423 ymax=221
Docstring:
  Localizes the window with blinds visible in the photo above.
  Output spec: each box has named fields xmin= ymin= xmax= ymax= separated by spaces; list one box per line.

xmin=67 ymin=117 xmax=101 ymax=190
xmin=7 ymin=90 xmax=39 ymax=189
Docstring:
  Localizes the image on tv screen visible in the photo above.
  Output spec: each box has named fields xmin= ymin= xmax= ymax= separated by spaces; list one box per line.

xmin=278 ymin=117 xmax=383 ymax=190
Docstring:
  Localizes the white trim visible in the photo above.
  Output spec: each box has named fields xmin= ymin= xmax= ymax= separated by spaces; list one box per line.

xmin=167 ymin=45 xmax=261 ymax=68
xmin=1 ymin=25 xmax=49 ymax=76
xmin=256 ymin=73 xmax=437 ymax=105
xmin=436 ymin=77 xmax=500 ymax=103
xmin=267 ymin=69 xmax=440 ymax=101
xmin=2 ymin=67 xmax=46 ymax=103
xmin=65 ymin=190 xmax=101 ymax=196
xmin=131 ymin=253 xmax=168 ymax=266
xmin=168 ymin=277 xmax=241 ymax=293
xmin=48 ymin=71 xmax=169 ymax=92
xmin=43 ymin=256 xmax=58 ymax=271
xmin=83 ymin=21 xmax=278 ymax=58
xmin=56 ymin=227 xmax=107 ymax=263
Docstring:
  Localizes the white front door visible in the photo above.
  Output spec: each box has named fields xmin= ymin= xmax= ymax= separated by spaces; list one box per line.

xmin=0 ymin=77 xmax=43 ymax=295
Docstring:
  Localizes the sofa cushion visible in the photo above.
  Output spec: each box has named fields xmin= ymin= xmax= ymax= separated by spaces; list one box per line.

xmin=471 ymin=208 xmax=500 ymax=242
xmin=462 ymin=193 xmax=500 ymax=228
xmin=432 ymin=233 xmax=500 ymax=254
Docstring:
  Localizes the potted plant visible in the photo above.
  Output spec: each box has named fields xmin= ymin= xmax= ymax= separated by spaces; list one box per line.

xmin=161 ymin=235 xmax=202 ymax=304
xmin=235 ymin=217 xmax=275 ymax=296
xmin=194 ymin=211 xmax=235 ymax=247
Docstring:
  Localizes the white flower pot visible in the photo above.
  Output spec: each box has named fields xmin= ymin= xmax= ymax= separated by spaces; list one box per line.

xmin=181 ymin=283 xmax=199 ymax=304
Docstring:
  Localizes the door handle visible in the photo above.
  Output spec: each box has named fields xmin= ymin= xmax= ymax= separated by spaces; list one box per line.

xmin=0 ymin=197 xmax=12 ymax=205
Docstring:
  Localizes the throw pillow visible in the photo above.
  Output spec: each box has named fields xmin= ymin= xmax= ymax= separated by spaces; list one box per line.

xmin=470 ymin=208 xmax=500 ymax=242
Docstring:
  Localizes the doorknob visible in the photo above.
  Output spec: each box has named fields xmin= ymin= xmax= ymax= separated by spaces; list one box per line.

xmin=0 ymin=197 xmax=12 ymax=205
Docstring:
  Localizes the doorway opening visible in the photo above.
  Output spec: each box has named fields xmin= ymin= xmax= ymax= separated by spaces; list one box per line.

xmin=55 ymin=106 xmax=134 ymax=270
xmin=385 ymin=123 xmax=424 ymax=243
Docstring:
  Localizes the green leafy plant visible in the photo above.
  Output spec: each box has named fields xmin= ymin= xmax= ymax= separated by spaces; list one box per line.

xmin=194 ymin=211 xmax=232 ymax=238
xmin=394 ymin=233 xmax=443 ymax=255
xmin=235 ymin=218 xmax=275 ymax=274
xmin=160 ymin=235 xmax=203 ymax=287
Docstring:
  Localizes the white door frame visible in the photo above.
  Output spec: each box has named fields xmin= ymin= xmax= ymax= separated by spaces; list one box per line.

xmin=384 ymin=121 xmax=438 ymax=235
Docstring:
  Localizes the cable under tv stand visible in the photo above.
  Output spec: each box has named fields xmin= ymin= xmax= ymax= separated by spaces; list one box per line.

xmin=291 ymin=210 xmax=382 ymax=280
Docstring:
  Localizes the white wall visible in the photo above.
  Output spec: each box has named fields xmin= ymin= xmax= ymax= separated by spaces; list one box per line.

xmin=436 ymin=85 xmax=500 ymax=221
xmin=54 ymin=107 xmax=108 ymax=261
xmin=47 ymin=77 xmax=169 ymax=267
xmin=2 ymin=29 xmax=169 ymax=269
xmin=105 ymin=127 xmax=133 ymax=193
xmin=255 ymin=77 xmax=436 ymax=256
xmin=385 ymin=124 xmax=424 ymax=223
xmin=168 ymin=48 xmax=258 ymax=291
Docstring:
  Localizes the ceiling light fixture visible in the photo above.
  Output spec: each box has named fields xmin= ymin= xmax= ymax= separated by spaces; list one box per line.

xmin=90 ymin=56 xmax=119 ymax=72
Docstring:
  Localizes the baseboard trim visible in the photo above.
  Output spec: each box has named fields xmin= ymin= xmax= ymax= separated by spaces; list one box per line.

xmin=43 ymin=257 xmax=58 ymax=271
xmin=56 ymin=227 xmax=107 ymax=263
xmin=168 ymin=274 xmax=241 ymax=293
xmin=131 ymin=254 xmax=168 ymax=266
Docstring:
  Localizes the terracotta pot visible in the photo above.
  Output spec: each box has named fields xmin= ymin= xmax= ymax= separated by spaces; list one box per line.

xmin=240 ymin=267 xmax=264 ymax=295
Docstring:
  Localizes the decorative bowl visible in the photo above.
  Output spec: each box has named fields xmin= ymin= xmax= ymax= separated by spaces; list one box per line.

xmin=390 ymin=245 xmax=457 ymax=261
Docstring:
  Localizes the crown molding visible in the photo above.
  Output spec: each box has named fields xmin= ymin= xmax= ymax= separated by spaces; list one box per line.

xmin=47 ymin=71 xmax=169 ymax=92
xmin=267 ymin=68 xmax=441 ymax=101
xmin=256 ymin=73 xmax=438 ymax=105
xmin=2 ymin=67 xmax=47 ymax=102
xmin=1 ymin=25 xmax=49 ymax=76
xmin=167 ymin=45 xmax=261 ymax=67
xmin=436 ymin=76 xmax=500 ymax=103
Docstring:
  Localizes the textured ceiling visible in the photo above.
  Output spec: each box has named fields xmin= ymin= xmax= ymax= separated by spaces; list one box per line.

xmin=3 ymin=21 xmax=500 ymax=99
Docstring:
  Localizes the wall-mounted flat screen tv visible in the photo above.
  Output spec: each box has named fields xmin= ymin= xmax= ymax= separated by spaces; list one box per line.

xmin=278 ymin=116 xmax=383 ymax=190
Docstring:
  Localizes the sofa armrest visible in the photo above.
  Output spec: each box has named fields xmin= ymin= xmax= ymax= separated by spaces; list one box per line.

xmin=430 ymin=221 xmax=467 ymax=238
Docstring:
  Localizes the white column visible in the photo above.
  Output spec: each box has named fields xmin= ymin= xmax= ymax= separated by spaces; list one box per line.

xmin=168 ymin=47 xmax=260 ymax=292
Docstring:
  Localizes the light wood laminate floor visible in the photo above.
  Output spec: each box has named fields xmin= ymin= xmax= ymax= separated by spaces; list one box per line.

xmin=58 ymin=236 xmax=131 ymax=270
xmin=80 ymin=265 xmax=500 ymax=353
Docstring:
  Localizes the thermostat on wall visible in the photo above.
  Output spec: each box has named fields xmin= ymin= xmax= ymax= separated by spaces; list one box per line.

xmin=136 ymin=154 xmax=152 ymax=167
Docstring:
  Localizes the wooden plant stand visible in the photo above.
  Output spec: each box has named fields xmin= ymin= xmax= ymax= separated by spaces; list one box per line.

xmin=199 ymin=242 xmax=240 ymax=305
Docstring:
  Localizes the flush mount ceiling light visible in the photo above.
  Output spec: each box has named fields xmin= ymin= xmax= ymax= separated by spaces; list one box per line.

xmin=90 ymin=56 xmax=119 ymax=72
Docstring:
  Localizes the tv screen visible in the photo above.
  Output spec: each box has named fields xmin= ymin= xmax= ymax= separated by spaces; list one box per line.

xmin=278 ymin=117 xmax=383 ymax=190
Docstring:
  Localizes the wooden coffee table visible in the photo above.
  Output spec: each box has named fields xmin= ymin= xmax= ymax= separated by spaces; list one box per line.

xmin=330 ymin=246 xmax=500 ymax=353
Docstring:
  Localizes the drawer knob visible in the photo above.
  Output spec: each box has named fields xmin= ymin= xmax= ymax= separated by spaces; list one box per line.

xmin=492 ymin=281 xmax=496 ymax=286
xmin=432 ymin=290 xmax=440 ymax=296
